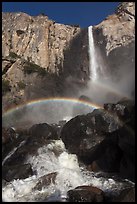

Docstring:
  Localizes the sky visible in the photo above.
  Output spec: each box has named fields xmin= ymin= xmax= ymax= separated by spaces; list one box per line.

xmin=2 ymin=2 xmax=120 ymax=28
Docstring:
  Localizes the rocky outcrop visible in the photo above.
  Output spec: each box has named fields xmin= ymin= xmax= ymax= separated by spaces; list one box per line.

xmin=2 ymin=2 xmax=135 ymax=111
xmin=94 ymin=2 xmax=135 ymax=55
xmin=67 ymin=185 xmax=105 ymax=202
xmin=2 ymin=13 xmax=89 ymax=111
xmin=67 ymin=185 xmax=135 ymax=202
xmin=2 ymin=123 xmax=61 ymax=183
xmin=60 ymin=99 xmax=135 ymax=182
xmin=2 ymin=163 xmax=33 ymax=182
xmin=2 ymin=12 xmax=80 ymax=72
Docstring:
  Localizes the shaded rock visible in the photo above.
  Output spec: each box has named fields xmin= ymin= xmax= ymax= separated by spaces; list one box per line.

xmin=104 ymin=99 xmax=135 ymax=126
xmin=86 ymin=125 xmax=135 ymax=181
xmin=2 ymin=124 xmax=59 ymax=167
xmin=87 ymin=161 xmax=102 ymax=172
xmin=119 ymin=154 xmax=135 ymax=182
xmin=60 ymin=110 xmax=109 ymax=157
xmin=60 ymin=103 xmax=123 ymax=163
xmin=67 ymin=185 xmax=105 ymax=202
xmin=33 ymin=172 xmax=58 ymax=191
xmin=2 ymin=138 xmax=43 ymax=166
xmin=2 ymin=127 xmax=16 ymax=144
xmin=107 ymin=123 xmax=135 ymax=182
xmin=83 ymin=133 xmax=123 ymax=172
xmin=2 ymin=163 xmax=33 ymax=182
xmin=61 ymin=99 xmax=135 ymax=181
xmin=111 ymin=187 xmax=135 ymax=202
xmin=27 ymin=123 xmax=59 ymax=145
xmin=2 ymin=127 xmax=28 ymax=162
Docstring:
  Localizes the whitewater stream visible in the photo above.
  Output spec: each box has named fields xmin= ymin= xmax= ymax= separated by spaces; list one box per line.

xmin=2 ymin=139 xmax=134 ymax=202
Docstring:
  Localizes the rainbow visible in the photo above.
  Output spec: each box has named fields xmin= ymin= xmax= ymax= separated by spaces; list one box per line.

xmin=2 ymin=97 xmax=134 ymax=136
xmin=2 ymin=97 xmax=103 ymax=117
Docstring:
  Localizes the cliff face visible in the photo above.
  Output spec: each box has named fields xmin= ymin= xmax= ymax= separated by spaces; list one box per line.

xmin=2 ymin=2 xmax=135 ymax=111
xmin=94 ymin=2 xmax=135 ymax=55
xmin=2 ymin=12 xmax=89 ymax=110
xmin=92 ymin=2 xmax=135 ymax=99
xmin=2 ymin=12 xmax=81 ymax=73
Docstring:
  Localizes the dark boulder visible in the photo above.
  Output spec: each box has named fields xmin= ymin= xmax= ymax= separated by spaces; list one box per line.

xmin=60 ymin=107 xmax=122 ymax=163
xmin=67 ymin=185 xmax=105 ymax=202
xmin=2 ymin=127 xmax=17 ymax=144
xmin=2 ymin=127 xmax=29 ymax=162
xmin=2 ymin=163 xmax=33 ymax=182
xmin=61 ymin=99 xmax=135 ymax=181
xmin=60 ymin=112 xmax=106 ymax=157
xmin=3 ymin=123 xmax=58 ymax=167
xmin=27 ymin=123 xmax=59 ymax=145
xmin=86 ymin=125 xmax=135 ymax=181
xmin=111 ymin=187 xmax=135 ymax=202
xmin=104 ymin=99 xmax=135 ymax=128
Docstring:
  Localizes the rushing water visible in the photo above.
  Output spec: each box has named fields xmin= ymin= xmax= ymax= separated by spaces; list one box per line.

xmin=2 ymin=139 xmax=134 ymax=202
xmin=88 ymin=26 xmax=98 ymax=81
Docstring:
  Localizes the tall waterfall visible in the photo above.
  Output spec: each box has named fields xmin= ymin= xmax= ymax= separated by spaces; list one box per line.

xmin=88 ymin=26 xmax=98 ymax=81
xmin=87 ymin=25 xmax=133 ymax=102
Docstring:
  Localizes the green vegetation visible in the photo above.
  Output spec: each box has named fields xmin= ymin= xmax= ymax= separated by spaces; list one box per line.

xmin=2 ymin=64 xmax=11 ymax=75
xmin=17 ymin=81 xmax=26 ymax=89
xmin=9 ymin=52 xmax=20 ymax=59
xmin=2 ymin=79 xmax=11 ymax=95
xmin=23 ymin=61 xmax=48 ymax=76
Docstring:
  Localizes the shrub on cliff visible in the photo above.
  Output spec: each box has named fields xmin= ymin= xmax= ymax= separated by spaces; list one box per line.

xmin=17 ymin=81 xmax=26 ymax=89
xmin=2 ymin=79 xmax=11 ymax=95
xmin=23 ymin=61 xmax=48 ymax=76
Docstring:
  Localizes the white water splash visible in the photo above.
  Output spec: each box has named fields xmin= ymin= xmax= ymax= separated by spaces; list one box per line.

xmin=2 ymin=139 xmax=134 ymax=202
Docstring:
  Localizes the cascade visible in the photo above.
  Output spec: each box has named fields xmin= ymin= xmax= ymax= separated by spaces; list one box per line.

xmin=88 ymin=25 xmax=98 ymax=81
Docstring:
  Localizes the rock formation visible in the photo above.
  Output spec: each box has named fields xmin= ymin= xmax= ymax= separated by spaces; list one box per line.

xmin=60 ymin=98 xmax=135 ymax=182
xmin=2 ymin=2 xmax=135 ymax=112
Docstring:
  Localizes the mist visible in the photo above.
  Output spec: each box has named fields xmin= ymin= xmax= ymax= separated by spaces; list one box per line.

xmin=2 ymin=100 xmax=95 ymax=129
xmin=78 ymin=26 xmax=135 ymax=106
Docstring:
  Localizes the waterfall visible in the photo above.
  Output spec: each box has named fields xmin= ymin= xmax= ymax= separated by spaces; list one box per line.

xmin=87 ymin=26 xmax=132 ymax=102
xmin=88 ymin=26 xmax=98 ymax=81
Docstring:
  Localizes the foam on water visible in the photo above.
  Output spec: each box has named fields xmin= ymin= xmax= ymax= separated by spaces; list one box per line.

xmin=2 ymin=139 xmax=134 ymax=202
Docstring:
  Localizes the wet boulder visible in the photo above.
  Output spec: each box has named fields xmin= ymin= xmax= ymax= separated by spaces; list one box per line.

xmin=27 ymin=123 xmax=59 ymax=145
xmin=2 ymin=127 xmax=17 ymax=145
xmin=118 ymin=125 xmax=135 ymax=181
xmin=2 ymin=163 xmax=33 ymax=182
xmin=84 ymin=132 xmax=123 ymax=171
xmin=61 ymin=99 xmax=134 ymax=159
xmin=104 ymin=98 xmax=135 ymax=128
xmin=60 ymin=107 xmax=121 ymax=163
xmin=67 ymin=185 xmax=105 ymax=202
xmin=33 ymin=172 xmax=58 ymax=191
xmin=111 ymin=187 xmax=135 ymax=202
xmin=86 ymin=125 xmax=135 ymax=181
xmin=2 ymin=127 xmax=24 ymax=162
xmin=2 ymin=123 xmax=58 ymax=167
xmin=61 ymin=99 xmax=135 ymax=181
xmin=60 ymin=113 xmax=106 ymax=157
